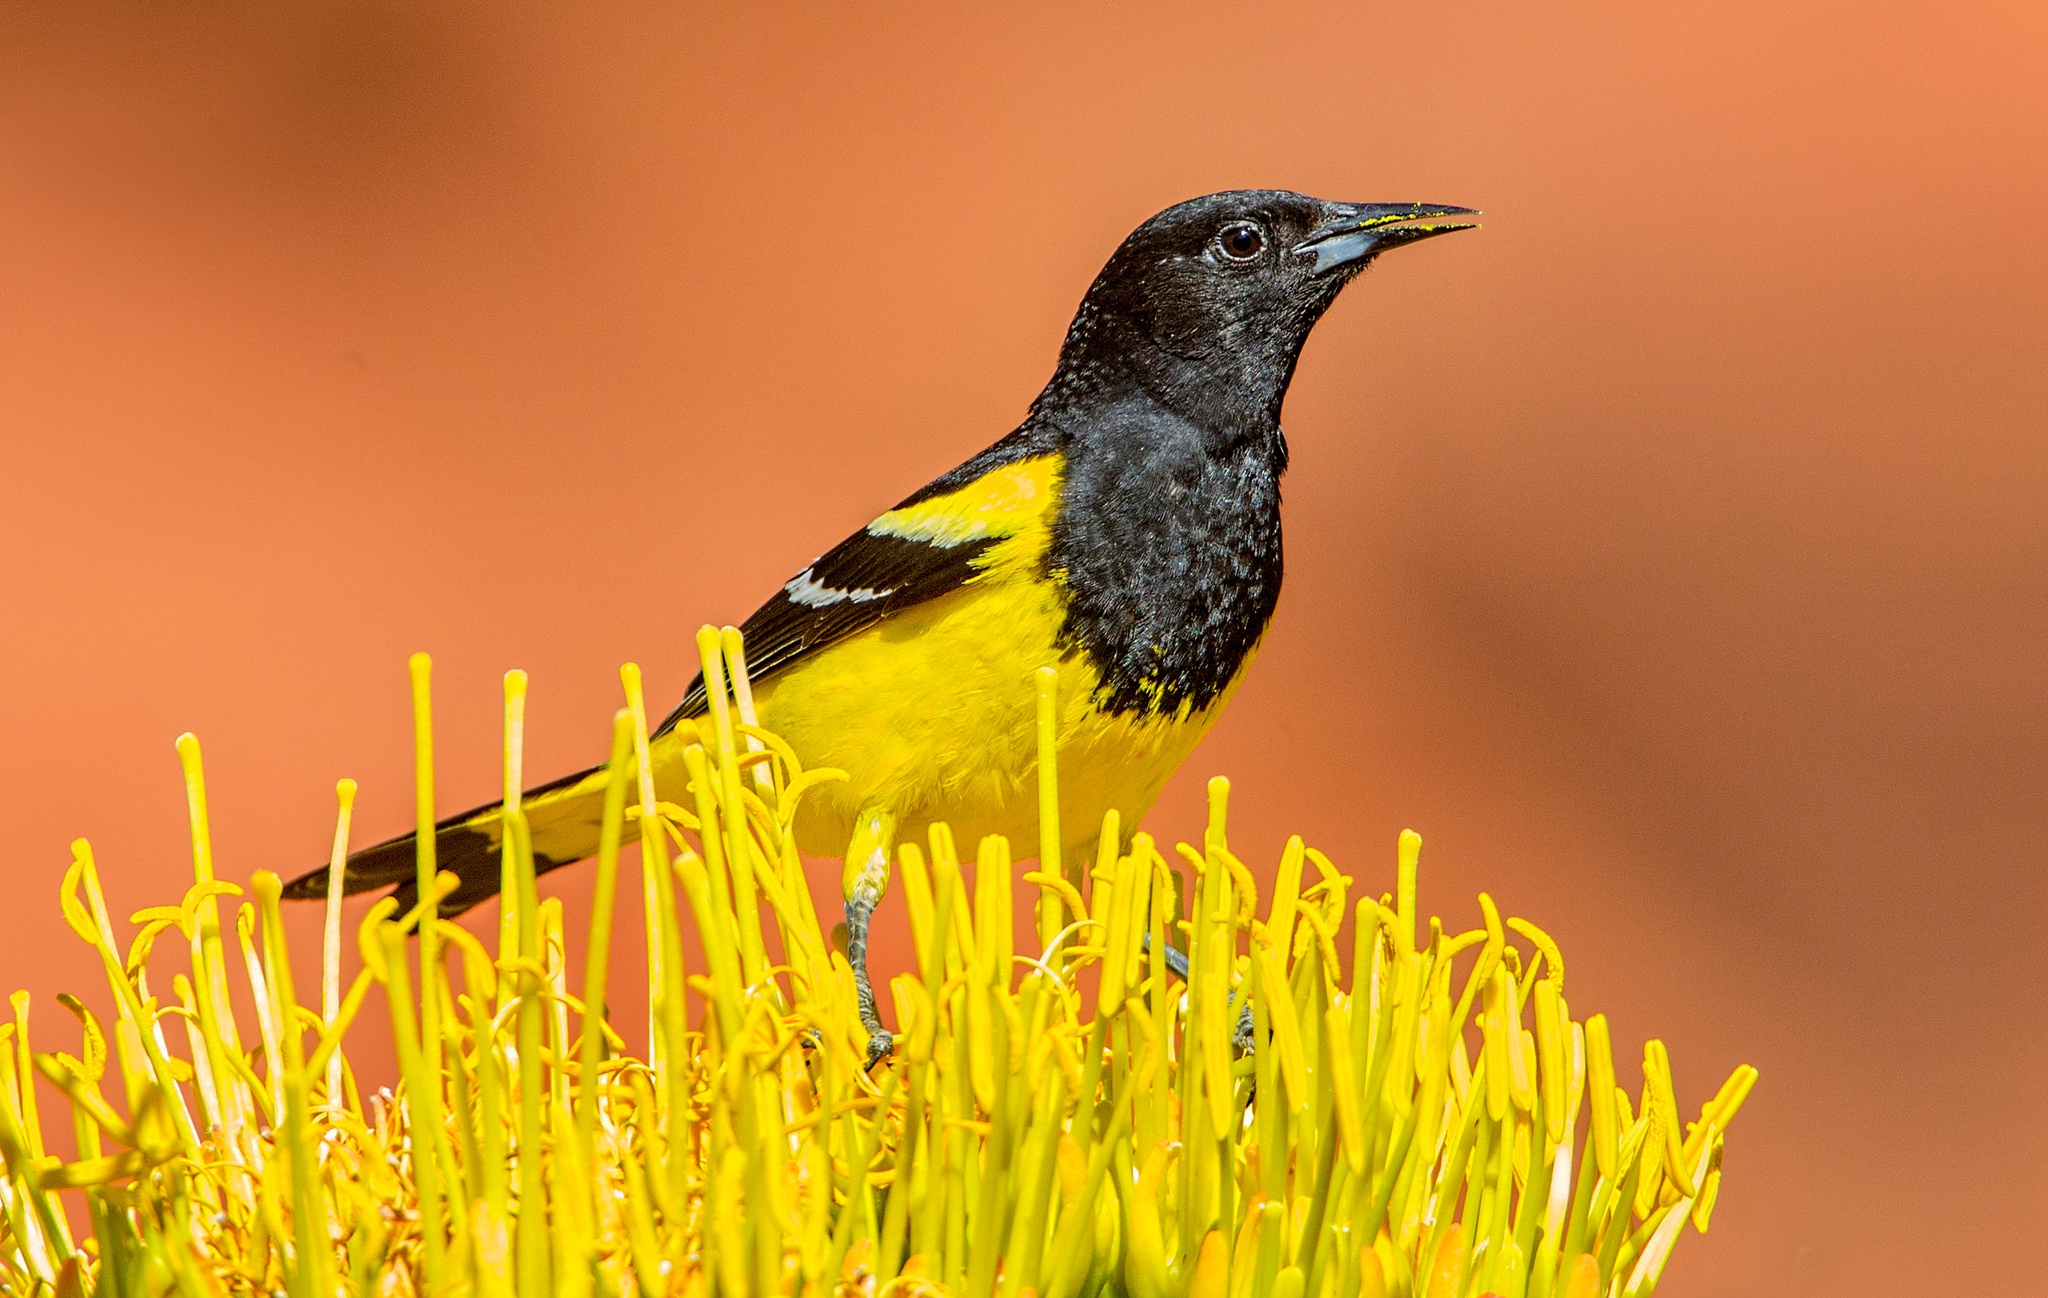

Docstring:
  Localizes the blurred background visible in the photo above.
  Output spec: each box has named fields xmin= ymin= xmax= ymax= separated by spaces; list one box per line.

xmin=2 ymin=2 xmax=2042 ymax=1293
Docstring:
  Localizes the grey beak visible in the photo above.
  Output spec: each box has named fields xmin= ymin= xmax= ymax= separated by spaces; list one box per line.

xmin=1295 ymin=202 xmax=1480 ymax=274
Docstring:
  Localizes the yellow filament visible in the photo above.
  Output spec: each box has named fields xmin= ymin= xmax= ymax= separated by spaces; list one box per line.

xmin=0 ymin=654 xmax=1753 ymax=1298
xmin=321 ymin=777 xmax=357 ymax=1109
xmin=499 ymin=669 xmax=529 ymax=1011
xmin=1035 ymin=664 xmax=1064 ymax=949
xmin=1395 ymin=828 xmax=1421 ymax=956
xmin=1587 ymin=1013 xmax=1620 ymax=1182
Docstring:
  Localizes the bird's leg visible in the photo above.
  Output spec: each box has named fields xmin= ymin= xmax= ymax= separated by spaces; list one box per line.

xmin=842 ymin=806 xmax=898 ymax=1070
xmin=1147 ymin=934 xmax=1258 ymax=1056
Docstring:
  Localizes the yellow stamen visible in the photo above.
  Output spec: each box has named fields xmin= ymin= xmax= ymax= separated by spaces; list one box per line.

xmin=0 ymin=656 xmax=1752 ymax=1298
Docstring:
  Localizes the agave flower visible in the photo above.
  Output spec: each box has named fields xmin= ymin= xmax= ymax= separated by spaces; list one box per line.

xmin=0 ymin=629 xmax=1752 ymax=1298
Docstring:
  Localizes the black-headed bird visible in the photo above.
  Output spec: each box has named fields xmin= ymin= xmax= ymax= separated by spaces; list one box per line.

xmin=285 ymin=190 xmax=1475 ymax=1063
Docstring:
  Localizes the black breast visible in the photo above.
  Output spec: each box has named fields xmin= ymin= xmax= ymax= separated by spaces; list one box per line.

xmin=1044 ymin=391 xmax=1285 ymax=717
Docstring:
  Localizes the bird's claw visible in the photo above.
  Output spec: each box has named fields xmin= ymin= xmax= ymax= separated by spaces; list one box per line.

xmin=864 ymin=1028 xmax=895 ymax=1071
xmin=1233 ymin=1008 xmax=1257 ymax=1058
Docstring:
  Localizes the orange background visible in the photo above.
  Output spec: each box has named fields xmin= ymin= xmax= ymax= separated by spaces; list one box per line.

xmin=3 ymin=3 xmax=2044 ymax=1294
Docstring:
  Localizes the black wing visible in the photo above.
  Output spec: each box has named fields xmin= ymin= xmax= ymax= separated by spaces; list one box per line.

xmin=652 ymin=522 xmax=995 ymax=736
xmin=652 ymin=428 xmax=1061 ymax=737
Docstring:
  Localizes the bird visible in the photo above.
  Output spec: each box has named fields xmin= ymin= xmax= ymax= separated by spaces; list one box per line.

xmin=284 ymin=189 xmax=1475 ymax=1064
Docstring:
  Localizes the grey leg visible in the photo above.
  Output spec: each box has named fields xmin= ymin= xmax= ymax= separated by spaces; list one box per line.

xmin=844 ymin=888 xmax=893 ymax=1068
xmin=842 ymin=807 xmax=897 ymax=1069
xmin=1151 ymin=935 xmax=1258 ymax=1055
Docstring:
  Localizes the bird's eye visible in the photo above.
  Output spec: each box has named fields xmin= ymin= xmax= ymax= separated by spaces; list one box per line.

xmin=1216 ymin=222 xmax=1266 ymax=262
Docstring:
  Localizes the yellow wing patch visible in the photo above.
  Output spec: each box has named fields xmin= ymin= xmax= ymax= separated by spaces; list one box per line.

xmin=866 ymin=456 xmax=1061 ymax=547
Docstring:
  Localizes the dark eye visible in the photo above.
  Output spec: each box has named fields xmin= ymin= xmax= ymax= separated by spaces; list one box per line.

xmin=1216 ymin=222 xmax=1266 ymax=262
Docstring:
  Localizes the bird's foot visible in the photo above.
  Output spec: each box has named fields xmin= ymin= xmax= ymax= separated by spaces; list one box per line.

xmin=1143 ymin=934 xmax=1259 ymax=1058
xmin=863 ymin=1027 xmax=895 ymax=1071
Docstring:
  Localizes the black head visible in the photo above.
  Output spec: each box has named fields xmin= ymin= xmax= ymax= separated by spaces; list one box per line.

xmin=1050 ymin=189 xmax=1475 ymax=429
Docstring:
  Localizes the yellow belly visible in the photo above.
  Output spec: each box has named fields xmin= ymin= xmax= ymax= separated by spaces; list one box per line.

xmin=727 ymin=575 xmax=1245 ymax=862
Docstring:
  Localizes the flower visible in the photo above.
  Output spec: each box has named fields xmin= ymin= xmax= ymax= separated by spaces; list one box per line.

xmin=0 ymin=632 xmax=1753 ymax=1297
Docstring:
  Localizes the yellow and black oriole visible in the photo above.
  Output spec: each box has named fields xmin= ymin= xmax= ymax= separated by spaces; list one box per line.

xmin=285 ymin=190 xmax=1474 ymax=1061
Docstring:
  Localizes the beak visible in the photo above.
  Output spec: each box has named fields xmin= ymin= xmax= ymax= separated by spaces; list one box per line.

xmin=1295 ymin=202 xmax=1480 ymax=274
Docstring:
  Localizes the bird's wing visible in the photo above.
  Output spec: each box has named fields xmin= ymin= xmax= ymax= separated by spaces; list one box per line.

xmin=654 ymin=445 xmax=1062 ymax=734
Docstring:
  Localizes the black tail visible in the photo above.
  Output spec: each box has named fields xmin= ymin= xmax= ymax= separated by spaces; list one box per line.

xmin=280 ymin=764 xmax=610 ymax=917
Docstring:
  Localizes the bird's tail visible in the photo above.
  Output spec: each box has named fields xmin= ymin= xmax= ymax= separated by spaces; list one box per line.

xmin=280 ymin=763 xmax=614 ymax=917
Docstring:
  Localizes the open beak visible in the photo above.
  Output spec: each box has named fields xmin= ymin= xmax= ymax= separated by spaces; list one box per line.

xmin=1295 ymin=202 xmax=1480 ymax=274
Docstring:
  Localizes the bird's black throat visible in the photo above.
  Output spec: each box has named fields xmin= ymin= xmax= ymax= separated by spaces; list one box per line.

xmin=1042 ymin=379 xmax=1286 ymax=718
xmin=1021 ymin=259 xmax=1320 ymax=719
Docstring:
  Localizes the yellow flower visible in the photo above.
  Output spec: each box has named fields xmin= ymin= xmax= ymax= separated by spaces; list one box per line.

xmin=0 ymin=630 xmax=1754 ymax=1298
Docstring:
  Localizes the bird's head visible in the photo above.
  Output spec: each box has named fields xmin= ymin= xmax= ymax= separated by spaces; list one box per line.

xmin=1054 ymin=189 xmax=1476 ymax=429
